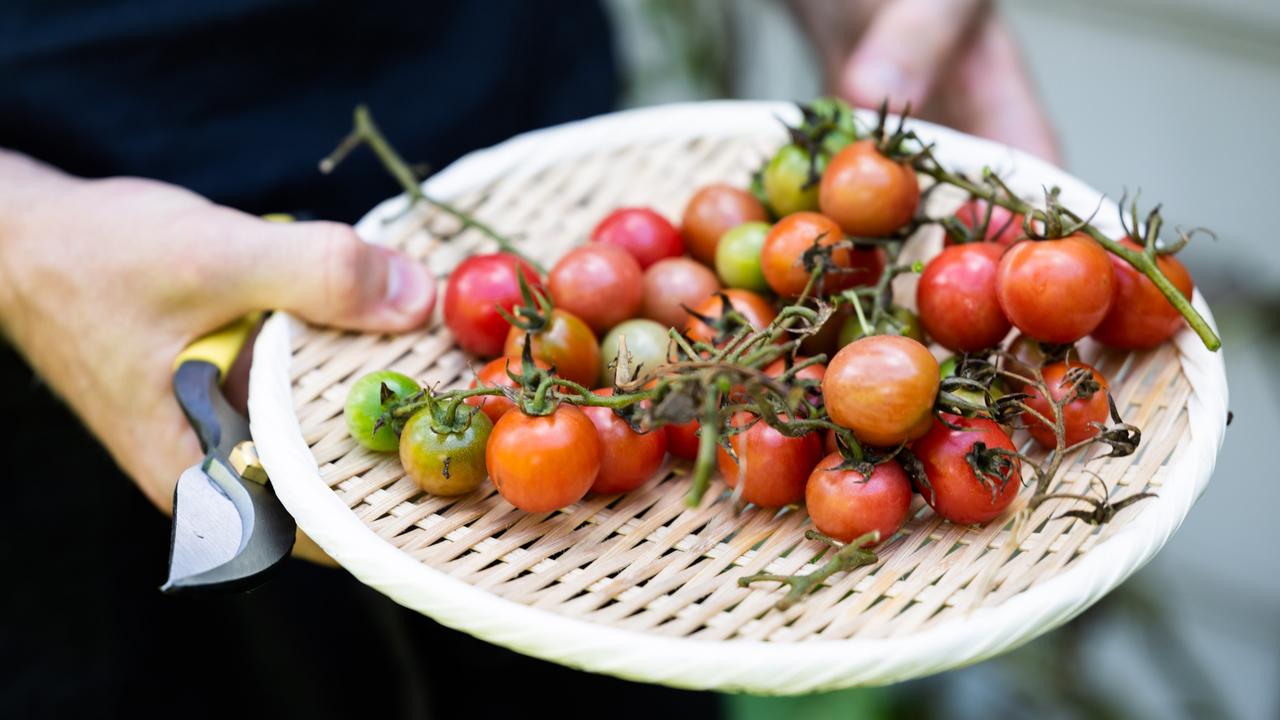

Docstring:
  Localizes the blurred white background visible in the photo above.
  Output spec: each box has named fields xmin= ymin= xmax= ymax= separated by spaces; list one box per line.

xmin=606 ymin=1 xmax=1280 ymax=717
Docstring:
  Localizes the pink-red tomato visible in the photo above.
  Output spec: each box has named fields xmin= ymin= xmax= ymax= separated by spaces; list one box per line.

xmin=912 ymin=414 xmax=1021 ymax=524
xmin=581 ymin=389 xmax=668 ymax=494
xmin=1091 ymin=238 xmax=1194 ymax=349
xmin=549 ymin=244 xmax=644 ymax=334
xmin=665 ymin=420 xmax=702 ymax=460
xmin=503 ymin=309 xmax=601 ymax=389
xmin=823 ymin=335 xmax=939 ymax=447
xmin=443 ymin=253 xmax=544 ymax=357
xmin=681 ymin=184 xmax=769 ymax=265
xmin=464 ymin=356 xmax=551 ymax=425
xmin=805 ymin=454 xmax=913 ymax=543
xmin=917 ymin=242 xmax=1012 ymax=352
xmin=486 ymin=405 xmax=601 ymax=513
xmin=591 ymin=207 xmax=684 ymax=269
xmin=641 ymin=257 xmax=722 ymax=329
xmin=684 ymin=289 xmax=778 ymax=346
xmin=996 ymin=233 xmax=1115 ymax=343
xmin=716 ymin=413 xmax=823 ymax=508
xmin=1022 ymin=360 xmax=1111 ymax=448
xmin=947 ymin=199 xmax=1023 ymax=246
xmin=819 ymin=140 xmax=920 ymax=237
xmin=760 ymin=211 xmax=885 ymax=297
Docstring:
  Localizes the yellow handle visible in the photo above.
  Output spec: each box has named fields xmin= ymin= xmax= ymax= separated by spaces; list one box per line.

xmin=173 ymin=312 xmax=262 ymax=378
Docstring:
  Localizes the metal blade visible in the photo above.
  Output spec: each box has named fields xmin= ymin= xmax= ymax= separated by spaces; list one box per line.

xmin=163 ymin=463 xmax=243 ymax=588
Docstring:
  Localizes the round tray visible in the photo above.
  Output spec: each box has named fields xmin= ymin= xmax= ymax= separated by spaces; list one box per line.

xmin=248 ymin=101 xmax=1228 ymax=694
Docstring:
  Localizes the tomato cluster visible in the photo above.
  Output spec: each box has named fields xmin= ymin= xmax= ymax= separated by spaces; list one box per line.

xmin=343 ymin=98 xmax=1193 ymax=561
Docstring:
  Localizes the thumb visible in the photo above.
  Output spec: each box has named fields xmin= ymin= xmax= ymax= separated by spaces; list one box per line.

xmin=839 ymin=0 xmax=985 ymax=113
xmin=236 ymin=219 xmax=436 ymax=332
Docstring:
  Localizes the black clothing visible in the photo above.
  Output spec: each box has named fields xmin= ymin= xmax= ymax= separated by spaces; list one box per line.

xmin=0 ymin=2 xmax=721 ymax=717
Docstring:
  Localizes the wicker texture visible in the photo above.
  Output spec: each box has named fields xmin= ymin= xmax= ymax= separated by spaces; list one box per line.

xmin=249 ymin=102 xmax=1226 ymax=692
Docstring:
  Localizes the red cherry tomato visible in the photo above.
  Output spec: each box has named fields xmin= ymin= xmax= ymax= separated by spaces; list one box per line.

xmin=681 ymin=184 xmax=769 ymax=265
xmin=684 ymin=289 xmax=778 ymax=346
xmin=666 ymin=420 xmax=702 ymax=459
xmin=464 ymin=356 xmax=551 ymax=425
xmin=591 ymin=207 xmax=684 ymax=269
xmin=823 ymin=335 xmax=939 ymax=447
xmin=996 ymin=233 xmax=1115 ymax=343
xmin=1022 ymin=360 xmax=1111 ymax=448
xmin=819 ymin=140 xmax=919 ymax=237
xmin=549 ymin=244 xmax=644 ymax=334
xmin=641 ymin=257 xmax=722 ymax=329
xmin=716 ymin=413 xmax=823 ymax=508
xmin=912 ymin=414 xmax=1021 ymax=524
xmin=1091 ymin=238 xmax=1194 ymax=349
xmin=443 ymin=253 xmax=544 ymax=357
xmin=947 ymin=199 xmax=1023 ymax=246
xmin=486 ymin=404 xmax=601 ymax=513
xmin=581 ymin=389 xmax=668 ymax=494
xmin=917 ymin=242 xmax=1012 ymax=352
xmin=805 ymin=454 xmax=913 ymax=543
xmin=760 ymin=212 xmax=885 ymax=297
xmin=503 ymin=309 xmax=601 ymax=389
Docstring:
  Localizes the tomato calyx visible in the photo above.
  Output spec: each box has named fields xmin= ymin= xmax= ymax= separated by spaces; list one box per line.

xmin=497 ymin=272 xmax=554 ymax=333
xmin=962 ymin=441 xmax=1023 ymax=501
xmin=866 ymin=100 xmax=925 ymax=162
xmin=1040 ymin=474 xmax=1157 ymax=526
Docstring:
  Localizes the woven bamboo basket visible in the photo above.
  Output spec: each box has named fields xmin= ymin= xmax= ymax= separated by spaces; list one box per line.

xmin=247 ymin=101 xmax=1228 ymax=694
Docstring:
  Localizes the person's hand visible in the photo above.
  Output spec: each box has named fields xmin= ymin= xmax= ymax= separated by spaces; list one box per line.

xmin=792 ymin=0 xmax=1061 ymax=164
xmin=0 ymin=150 xmax=435 ymax=513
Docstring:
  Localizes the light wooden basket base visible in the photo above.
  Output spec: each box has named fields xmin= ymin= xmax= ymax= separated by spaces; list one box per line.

xmin=248 ymin=101 xmax=1227 ymax=694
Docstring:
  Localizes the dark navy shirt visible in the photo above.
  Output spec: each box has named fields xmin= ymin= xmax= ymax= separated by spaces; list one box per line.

xmin=0 ymin=3 xmax=719 ymax=718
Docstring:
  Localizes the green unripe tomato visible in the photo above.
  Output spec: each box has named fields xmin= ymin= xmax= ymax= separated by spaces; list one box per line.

xmin=763 ymin=145 xmax=821 ymax=217
xmin=344 ymin=370 xmax=421 ymax=451
xmin=399 ymin=409 xmax=492 ymax=496
xmin=838 ymin=305 xmax=925 ymax=347
xmin=600 ymin=318 xmax=672 ymax=384
xmin=714 ymin=221 xmax=771 ymax=292
xmin=939 ymin=355 xmax=1006 ymax=409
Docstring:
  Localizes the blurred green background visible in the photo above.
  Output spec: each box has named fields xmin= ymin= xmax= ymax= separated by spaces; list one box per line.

xmin=604 ymin=1 xmax=1280 ymax=717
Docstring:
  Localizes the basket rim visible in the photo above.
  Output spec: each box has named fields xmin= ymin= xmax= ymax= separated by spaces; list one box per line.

xmin=249 ymin=100 xmax=1228 ymax=694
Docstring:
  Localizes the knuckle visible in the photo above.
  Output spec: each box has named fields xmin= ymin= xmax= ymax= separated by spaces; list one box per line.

xmin=316 ymin=223 xmax=373 ymax=315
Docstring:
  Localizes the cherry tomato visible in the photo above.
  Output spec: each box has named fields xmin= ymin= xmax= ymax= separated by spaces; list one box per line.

xmin=684 ymin=289 xmax=778 ymax=346
xmin=819 ymin=140 xmax=919 ymax=237
xmin=666 ymin=420 xmax=702 ymax=459
xmin=917 ymin=242 xmax=1012 ymax=352
xmin=762 ymin=144 xmax=821 ymax=216
xmin=1022 ymin=360 xmax=1110 ymax=448
xmin=581 ymin=389 xmax=668 ymax=494
xmin=548 ymin=244 xmax=643 ymax=334
xmin=761 ymin=212 xmax=885 ymax=297
xmin=681 ymin=184 xmax=769 ymax=265
xmin=486 ymin=404 xmax=601 ymax=513
xmin=399 ymin=409 xmax=492 ymax=496
xmin=641 ymin=257 xmax=722 ymax=329
xmin=805 ymin=455 xmax=913 ymax=543
xmin=464 ymin=356 xmax=550 ymax=425
xmin=591 ymin=207 xmax=684 ymax=269
xmin=996 ymin=233 xmax=1115 ymax=343
xmin=1091 ymin=238 xmax=1194 ymax=349
xmin=504 ymin=309 xmax=601 ymax=388
xmin=946 ymin=199 xmax=1023 ymax=246
xmin=715 ymin=221 xmax=772 ymax=292
xmin=716 ymin=412 xmax=823 ymax=508
xmin=443 ymin=253 xmax=544 ymax=357
xmin=823 ymin=335 xmax=939 ymax=447
xmin=837 ymin=305 xmax=924 ymax=347
xmin=912 ymin=414 xmax=1021 ymax=524
xmin=344 ymin=370 xmax=421 ymax=452
xmin=600 ymin=319 xmax=671 ymax=384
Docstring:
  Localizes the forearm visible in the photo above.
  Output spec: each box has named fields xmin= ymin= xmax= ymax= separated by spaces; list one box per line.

xmin=0 ymin=149 xmax=84 ymax=343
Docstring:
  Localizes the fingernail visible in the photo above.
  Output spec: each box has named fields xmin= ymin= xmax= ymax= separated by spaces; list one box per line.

xmin=384 ymin=251 xmax=435 ymax=318
xmin=848 ymin=60 xmax=919 ymax=110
